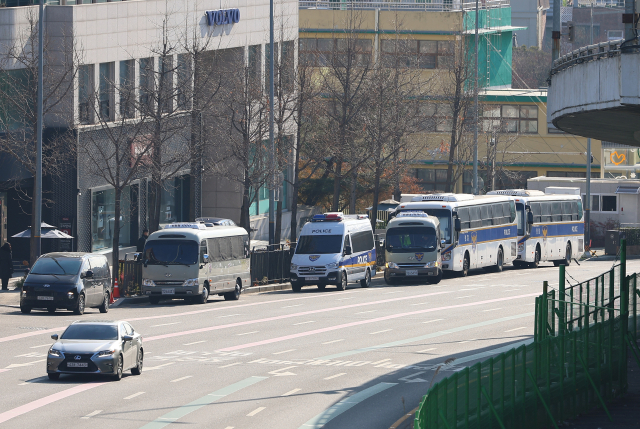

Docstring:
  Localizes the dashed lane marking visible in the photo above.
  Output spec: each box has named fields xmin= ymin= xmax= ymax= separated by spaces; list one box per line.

xmin=482 ymin=308 xmax=502 ymax=312
xmin=505 ymin=327 xmax=527 ymax=332
xmin=237 ymin=331 xmax=259 ymax=336
xmin=456 ymin=295 xmax=474 ymax=299
xmin=150 ymin=322 xmax=181 ymax=328
xmin=321 ymin=339 xmax=344 ymax=345
xmin=170 ymin=376 xmax=193 ymax=383
xmin=219 ymin=314 xmax=242 ymax=318
xmin=458 ymin=338 xmax=479 ymax=344
xmin=355 ymin=310 xmax=377 ymax=314
xmin=219 ymin=363 xmax=241 ymax=368
xmin=422 ymin=319 xmax=444 ymax=324
xmin=282 ymin=304 xmax=303 ymax=308
xmin=282 ymin=388 xmax=301 ymax=396
xmin=247 ymin=407 xmax=266 ymax=417
xmin=81 ymin=410 xmax=103 ymax=420
xmin=124 ymin=392 xmax=145 ymax=400
xmin=410 ymin=302 xmax=429 ymax=306
xmin=145 ymin=362 xmax=175 ymax=371
xmin=324 ymin=373 xmax=346 ymax=380
xmin=273 ymin=349 xmax=296 ymax=355
xmin=29 ymin=344 xmax=51 ymax=348
xmin=183 ymin=341 xmax=206 ymax=346
xmin=417 ymin=348 xmax=437 ymax=353
xmin=370 ymin=329 xmax=392 ymax=335
xmin=293 ymin=321 xmax=315 ymax=326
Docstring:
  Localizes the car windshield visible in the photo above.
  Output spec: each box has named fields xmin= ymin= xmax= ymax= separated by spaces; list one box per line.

xmin=61 ymin=324 xmax=118 ymax=340
xmin=143 ymin=239 xmax=198 ymax=265
xmin=386 ymin=227 xmax=438 ymax=253
xmin=30 ymin=257 xmax=82 ymax=275
xmin=296 ymin=235 xmax=343 ymax=254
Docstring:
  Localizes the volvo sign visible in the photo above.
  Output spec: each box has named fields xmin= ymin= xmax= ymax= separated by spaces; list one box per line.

xmin=205 ymin=9 xmax=240 ymax=26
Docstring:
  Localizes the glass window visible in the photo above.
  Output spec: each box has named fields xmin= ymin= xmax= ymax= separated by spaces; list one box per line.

xmin=351 ymin=231 xmax=374 ymax=253
xmin=602 ymin=195 xmax=617 ymax=211
xmin=143 ymin=239 xmax=199 ymax=265
xmin=458 ymin=207 xmax=471 ymax=230
xmin=481 ymin=205 xmax=492 ymax=226
xmin=492 ymin=203 xmax=504 ymax=224
xmin=139 ymin=57 xmax=154 ymax=113
xmin=551 ymin=202 xmax=562 ymax=222
xmin=592 ymin=195 xmax=600 ymax=212
xmin=99 ymin=62 xmax=113 ymax=120
xmin=177 ymin=54 xmax=191 ymax=110
xmin=159 ymin=55 xmax=173 ymax=113
xmin=520 ymin=120 xmax=538 ymax=133
xmin=30 ymin=257 xmax=82 ymax=275
xmin=469 ymin=206 xmax=482 ymax=229
xmin=91 ymin=187 xmax=132 ymax=251
xmin=541 ymin=202 xmax=552 ymax=223
xmin=483 ymin=106 xmax=501 ymax=117
xmin=200 ymin=240 xmax=207 ymax=263
xmin=531 ymin=202 xmax=541 ymax=223
xmin=520 ymin=105 xmax=538 ymax=118
xmin=422 ymin=208 xmax=452 ymax=243
xmin=419 ymin=41 xmax=437 ymax=54
xmin=385 ymin=226 xmax=438 ymax=252
xmin=561 ymin=202 xmax=572 ymax=221
xmin=61 ymin=324 xmax=118 ymax=340
xmin=78 ymin=64 xmax=94 ymax=124
xmin=516 ymin=203 xmax=525 ymax=236
xmin=119 ymin=60 xmax=135 ymax=118
xmin=160 ymin=176 xmax=189 ymax=226
xmin=296 ymin=235 xmax=343 ymax=254
xmin=502 ymin=105 xmax=518 ymax=118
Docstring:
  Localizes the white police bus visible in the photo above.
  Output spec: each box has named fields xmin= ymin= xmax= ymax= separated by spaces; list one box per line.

xmin=392 ymin=193 xmax=518 ymax=276
xmin=488 ymin=188 xmax=584 ymax=267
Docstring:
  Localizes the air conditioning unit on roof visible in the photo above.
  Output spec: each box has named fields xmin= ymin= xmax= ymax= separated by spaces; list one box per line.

xmin=411 ymin=193 xmax=475 ymax=202
xmin=488 ymin=189 xmax=545 ymax=197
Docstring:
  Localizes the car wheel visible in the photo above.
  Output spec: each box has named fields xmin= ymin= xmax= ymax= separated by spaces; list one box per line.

xmin=196 ymin=285 xmax=209 ymax=304
xmin=317 ymin=284 xmax=326 ymax=290
xmin=459 ymin=253 xmax=470 ymax=277
xmin=431 ymin=270 xmax=443 ymax=284
xmin=360 ymin=269 xmax=371 ymax=288
xmin=337 ymin=272 xmax=347 ymax=291
xmin=99 ymin=292 xmax=110 ymax=313
xmin=48 ymin=373 xmax=60 ymax=381
xmin=384 ymin=270 xmax=396 ymax=285
xmin=291 ymin=281 xmax=302 ymax=292
xmin=530 ymin=246 xmax=541 ymax=269
xmin=494 ymin=247 xmax=504 ymax=272
xmin=20 ymin=305 xmax=31 ymax=314
xmin=73 ymin=294 xmax=85 ymax=315
xmin=149 ymin=296 xmax=160 ymax=305
xmin=47 ymin=307 xmax=56 ymax=314
xmin=112 ymin=355 xmax=123 ymax=381
xmin=131 ymin=349 xmax=143 ymax=375
xmin=224 ymin=280 xmax=241 ymax=301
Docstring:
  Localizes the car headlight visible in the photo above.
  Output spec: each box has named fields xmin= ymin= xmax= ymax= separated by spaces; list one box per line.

xmin=518 ymin=243 xmax=524 ymax=252
xmin=424 ymin=261 xmax=440 ymax=268
xmin=326 ymin=262 xmax=338 ymax=269
xmin=142 ymin=278 xmax=156 ymax=287
xmin=442 ymin=252 xmax=451 ymax=261
xmin=67 ymin=291 xmax=75 ymax=299
xmin=48 ymin=348 xmax=63 ymax=357
xmin=97 ymin=349 xmax=116 ymax=357
xmin=386 ymin=262 xmax=399 ymax=269
xmin=290 ymin=263 xmax=298 ymax=271
xmin=182 ymin=278 xmax=199 ymax=287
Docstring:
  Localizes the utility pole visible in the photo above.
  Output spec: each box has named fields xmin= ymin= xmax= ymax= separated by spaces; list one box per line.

xmin=34 ymin=0 xmax=44 ymax=261
xmin=473 ymin=0 xmax=479 ymax=195
xmin=552 ymin=0 xmax=561 ymax=62
xmin=268 ymin=0 xmax=275 ymax=246
xmin=585 ymin=138 xmax=591 ymax=255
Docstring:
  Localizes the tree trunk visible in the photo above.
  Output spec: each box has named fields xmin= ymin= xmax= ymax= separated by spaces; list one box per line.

xmin=148 ymin=178 xmax=161 ymax=233
xmin=290 ymin=136 xmax=301 ymax=243
xmin=111 ymin=188 xmax=121 ymax=289
xmin=371 ymin=166 xmax=381 ymax=233
xmin=275 ymin=199 xmax=282 ymax=244
xmin=332 ymin=158 xmax=342 ymax=211
xmin=189 ymin=110 xmax=201 ymax=221
xmin=240 ymin=169 xmax=251 ymax=236
xmin=29 ymin=202 xmax=37 ymax=266
xmin=349 ymin=169 xmax=357 ymax=215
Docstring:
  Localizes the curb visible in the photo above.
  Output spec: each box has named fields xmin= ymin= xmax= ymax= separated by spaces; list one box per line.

xmin=112 ymin=282 xmax=292 ymax=306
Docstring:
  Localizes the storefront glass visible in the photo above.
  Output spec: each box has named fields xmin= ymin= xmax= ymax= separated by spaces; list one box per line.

xmin=159 ymin=176 xmax=189 ymax=227
xmin=91 ymin=187 xmax=132 ymax=251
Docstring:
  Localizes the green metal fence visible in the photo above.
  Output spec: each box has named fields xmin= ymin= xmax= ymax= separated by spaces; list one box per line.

xmin=414 ymin=240 xmax=640 ymax=429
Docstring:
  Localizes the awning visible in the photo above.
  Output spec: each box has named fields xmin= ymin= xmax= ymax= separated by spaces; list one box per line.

xmin=615 ymin=185 xmax=640 ymax=194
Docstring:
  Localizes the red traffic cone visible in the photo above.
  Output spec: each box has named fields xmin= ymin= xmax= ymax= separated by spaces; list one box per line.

xmin=112 ymin=279 xmax=120 ymax=299
xmin=110 ymin=289 xmax=115 ymax=304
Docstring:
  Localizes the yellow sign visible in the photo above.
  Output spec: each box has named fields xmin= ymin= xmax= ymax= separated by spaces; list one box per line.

xmin=610 ymin=151 xmax=627 ymax=166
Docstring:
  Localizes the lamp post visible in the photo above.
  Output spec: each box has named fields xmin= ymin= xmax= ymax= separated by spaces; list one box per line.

xmin=268 ymin=0 xmax=275 ymax=246
xmin=472 ymin=0 xmax=479 ymax=195
xmin=34 ymin=0 xmax=44 ymax=261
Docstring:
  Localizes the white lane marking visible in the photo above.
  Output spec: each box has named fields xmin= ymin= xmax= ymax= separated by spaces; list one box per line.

xmin=293 ymin=321 xmax=315 ymax=326
xmin=247 ymin=407 xmax=266 ymax=416
xmin=336 ymin=297 xmax=354 ymax=301
xmin=371 ymin=359 xmax=391 ymax=365
xmin=505 ymin=327 xmax=527 ymax=332
xmin=482 ymin=308 xmax=502 ymax=312
xmin=282 ymin=388 xmax=301 ymax=396
xmin=355 ymin=310 xmax=377 ymax=314
xmin=422 ymin=319 xmax=444 ymax=324
xmin=150 ymin=322 xmax=181 ymax=328
xmin=124 ymin=392 xmax=145 ymax=400
xmin=458 ymin=338 xmax=478 ymax=344
xmin=385 ymin=291 xmax=402 ymax=294
xmin=273 ymin=349 xmax=296 ymax=355
xmin=183 ymin=340 xmax=206 ymax=346
xmin=81 ymin=410 xmax=102 ymax=419
xmin=458 ymin=288 xmax=477 ymax=291
xmin=219 ymin=363 xmax=242 ymax=368
xmin=5 ymin=359 xmax=46 ymax=369
xmin=224 ymin=427 xmax=234 ymax=429
xmin=219 ymin=314 xmax=242 ymax=318
xmin=370 ymin=329 xmax=392 ymax=335
xmin=268 ymin=366 xmax=297 ymax=376
xmin=15 ymin=352 xmax=45 ymax=358
xmin=411 ymin=302 xmax=429 ymax=306
xmin=456 ymin=295 xmax=474 ymax=299
xmin=324 ymin=373 xmax=346 ymax=380
xmin=417 ymin=348 xmax=437 ymax=353
xmin=170 ymin=376 xmax=193 ymax=383
xmin=29 ymin=344 xmax=51 ymax=349
xmin=282 ymin=304 xmax=303 ymax=308
xmin=145 ymin=362 xmax=175 ymax=371
xmin=237 ymin=331 xmax=259 ymax=336
xmin=322 ymin=339 xmax=344 ymax=345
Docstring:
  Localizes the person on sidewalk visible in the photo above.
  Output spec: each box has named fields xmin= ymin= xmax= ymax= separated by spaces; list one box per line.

xmin=0 ymin=242 xmax=13 ymax=290
xmin=136 ymin=229 xmax=149 ymax=253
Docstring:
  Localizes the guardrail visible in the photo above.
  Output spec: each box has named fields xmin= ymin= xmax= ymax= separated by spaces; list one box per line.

xmin=299 ymin=0 xmax=508 ymax=11
xmin=550 ymin=40 xmax=622 ymax=76
xmin=414 ymin=239 xmax=640 ymax=429
xmin=250 ymin=244 xmax=295 ymax=285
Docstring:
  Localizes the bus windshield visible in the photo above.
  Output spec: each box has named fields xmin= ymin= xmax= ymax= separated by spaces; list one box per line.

xmin=386 ymin=227 xmax=437 ymax=253
xmin=516 ymin=203 xmax=525 ymax=236
xmin=296 ymin=235 xmax=343 ymax=254
xmin=422 ymin=209 xmax=452 ymax=243
xmin=143 ymin=240 xmax=198 ymax=266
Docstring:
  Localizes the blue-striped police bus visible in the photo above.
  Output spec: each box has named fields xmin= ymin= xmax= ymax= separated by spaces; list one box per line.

xmin=391 ymin=193 xmax=518 ymax=276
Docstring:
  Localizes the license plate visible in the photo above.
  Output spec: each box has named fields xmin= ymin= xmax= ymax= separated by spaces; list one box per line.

xmin=161 ymin=288 xmax=175 ymax=295
xmin=67 ymin=362 xmax=88 ymax=368
xmin=37 ymin=296 xmax=54 ymax=301
xmin=406 ymin=270 xmax=418 ymax=276
xmin=305 ymin=277 xmax=319 ymax=281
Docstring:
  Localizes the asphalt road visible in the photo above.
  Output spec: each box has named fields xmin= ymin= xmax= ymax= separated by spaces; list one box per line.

xmin=0 ymin=258 xmax=635 ymax=429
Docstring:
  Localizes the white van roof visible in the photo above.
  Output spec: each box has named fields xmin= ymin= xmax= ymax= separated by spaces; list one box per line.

xmin=300 ymin=213 xmax=372 ymax=236
xmin=149 ymin=223 xmax=247 ymax=241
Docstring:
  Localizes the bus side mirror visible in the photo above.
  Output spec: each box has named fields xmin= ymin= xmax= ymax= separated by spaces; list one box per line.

xmin=440 ymin=239 xmax=446 ymax=248
xmin=203 ymin=254 xmax=209 ymax=263
xmin=527 ymin=212 xmax=534 ymax=225
xmin=455 ymin=218 xmax=461 ymax=232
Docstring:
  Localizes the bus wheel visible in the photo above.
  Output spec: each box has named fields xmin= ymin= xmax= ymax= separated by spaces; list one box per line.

xmin=530 ymin=246 xmax=541 ymax=269
xmin=459 ymin=253 xmax=470 ymax=277
xmin=431 ymin=270 xmax=442 ymax=284
xmin=494 ymin=247 xmax=504 ymax=272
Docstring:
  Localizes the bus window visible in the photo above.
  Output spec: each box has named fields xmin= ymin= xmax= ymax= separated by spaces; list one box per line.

xmin=422 ymin=208 xmax=452 ymax=243
xmin=492 ymin=203 xmax=504 ymax=225
xmin=516 ymin=203 xmax=525 ymax=236
xmin=541 ymin=203 xmax=552 ymax=223
xmin=200 ymin=240 xmax=207 ymax=263
xmin=470 ymin=207 xmax=482 ymax=229
xmin=562 ymin=202 xmax=572 ymax=221
xmin=481 ymin=205 xmax=492 ymax=226
xmin=509 ymin=201 xmax=516 ymax=223
xmin=458 ymin=208 xmax=470 ymax=230
xmin=552 ymin=202 xmax=562 ymax=222
xmin=531 ymin=203 xmax=541 ymax=223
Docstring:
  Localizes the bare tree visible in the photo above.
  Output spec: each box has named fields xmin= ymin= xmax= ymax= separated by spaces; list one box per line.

xmin=0 ymin=9 xmax=80 ymax=263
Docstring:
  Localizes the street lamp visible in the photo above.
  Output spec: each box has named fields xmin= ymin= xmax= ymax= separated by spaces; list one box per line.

xmin=34 ymin=0 xmax=44 ymax=262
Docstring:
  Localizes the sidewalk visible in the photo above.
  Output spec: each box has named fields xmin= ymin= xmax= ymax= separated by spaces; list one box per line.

xmin=0 ymin=278 xmax=22 ymax=308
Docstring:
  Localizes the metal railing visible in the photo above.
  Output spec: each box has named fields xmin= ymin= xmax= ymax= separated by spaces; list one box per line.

xmin=118 ymin=254 xmax=142 ymax=297
xmin=299 ymin=0 xmax=508 ymax=11
xmin=250 ymin=243 xmax=295 ymax=285
xmin=414 ymin=240 xmax=640 ymax=429
xmin=550 ymin=40 xmax=622 ymax=76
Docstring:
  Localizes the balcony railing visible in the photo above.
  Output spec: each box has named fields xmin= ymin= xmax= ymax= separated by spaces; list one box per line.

xmin=299 ymin=0 xmax=509 ymax=12
xmin=550 ymin=39 xmax=623 ymax=76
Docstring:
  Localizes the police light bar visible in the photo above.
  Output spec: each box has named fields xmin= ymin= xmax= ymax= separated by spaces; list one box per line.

xmin=164 ymin=223 xmax=207 ymax=230
xmin=397 ymin=211 xmax=428 ymax=218
xmin=312 ymin=212 xmax=344 ymax=222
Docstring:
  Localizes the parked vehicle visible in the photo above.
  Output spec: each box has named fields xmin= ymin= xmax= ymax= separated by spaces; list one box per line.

xmin=20 ymin=252 xmax=111 ymax=315
xmin=488 ymin=188 xmax=584 ymax=267
xmin=47 ymin=320 xmax=143 ymax=381
xmin=392 ymin=193 xmax=518 ymax=276
xmin=384 ymin=211 xmax=443 ymax=284
xmin=290 ymin=212 xmax=376 ymax=291
xmin=141 ymin=222 xmax=250 ymax=304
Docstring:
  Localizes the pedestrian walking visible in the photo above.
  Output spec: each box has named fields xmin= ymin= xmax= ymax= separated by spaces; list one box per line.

xmin=0 ymin=242 xmax=13 ymax=290
xmin=136 ymin=229 xmax=149 ymax=253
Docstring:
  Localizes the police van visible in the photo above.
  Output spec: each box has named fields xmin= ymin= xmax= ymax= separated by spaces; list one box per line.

xmin=290 ymin=213 xmax=376 ymax=292
xmin=384 ymin=211 xmax=443 ymax=284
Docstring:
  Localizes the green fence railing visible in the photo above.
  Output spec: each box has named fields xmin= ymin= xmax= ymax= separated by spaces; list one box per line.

xmin=414 ymin=239 xmax=640 ymax=429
